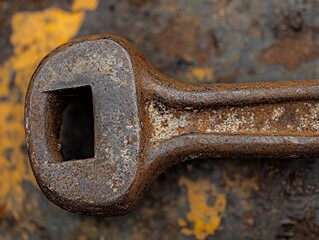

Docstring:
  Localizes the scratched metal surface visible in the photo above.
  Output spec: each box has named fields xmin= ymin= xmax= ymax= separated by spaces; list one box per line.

xmin=2 ymin=0 xmax=319 ymax=239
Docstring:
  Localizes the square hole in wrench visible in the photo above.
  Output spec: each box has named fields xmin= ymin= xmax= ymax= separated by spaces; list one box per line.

xmin=56 ymin=86 xmax=95 ymax=160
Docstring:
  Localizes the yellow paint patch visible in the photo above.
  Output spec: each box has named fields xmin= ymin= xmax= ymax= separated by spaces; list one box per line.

xmin=178 ymin=176 xmax=226 ymax=239
xmin=0 ymin=0 xmax=98 ymax=216
xmin=10 ymin=8 xmax=84 ymax=70
xmin=72 ymin=0 xmax=99 ymax=12
xmin=0 ymin=103 xmax=27 ymax=216
xmin=187 ymin=67 xmax=214 ymax=82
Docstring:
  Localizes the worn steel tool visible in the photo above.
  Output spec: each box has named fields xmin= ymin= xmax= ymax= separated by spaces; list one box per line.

xmin=25 ymin=35 xmax=319 ymax=216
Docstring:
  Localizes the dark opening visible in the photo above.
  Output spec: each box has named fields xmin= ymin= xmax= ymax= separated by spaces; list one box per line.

xmin=57 ymin=86 xmax=95 ymax=160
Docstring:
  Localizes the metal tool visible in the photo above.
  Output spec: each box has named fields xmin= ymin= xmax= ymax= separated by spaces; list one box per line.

xmin=25 ymin=34 xmax=319 ymax=216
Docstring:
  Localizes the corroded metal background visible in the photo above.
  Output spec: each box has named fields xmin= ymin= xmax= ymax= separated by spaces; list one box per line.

xmin=2 ymin=0 xmax=319 ymax=239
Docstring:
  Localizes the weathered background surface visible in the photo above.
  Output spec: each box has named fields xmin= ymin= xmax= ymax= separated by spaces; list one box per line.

xmin=2 ymin=0 xmax=319 ymax=239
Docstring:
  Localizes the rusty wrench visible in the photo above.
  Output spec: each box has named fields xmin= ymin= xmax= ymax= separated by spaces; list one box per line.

xmin=25 ymin=35 xmax=319 ymax=216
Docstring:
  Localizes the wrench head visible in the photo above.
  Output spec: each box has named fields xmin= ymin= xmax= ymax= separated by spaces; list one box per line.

xmin=25 ymin=35 xmax=142 ymax=215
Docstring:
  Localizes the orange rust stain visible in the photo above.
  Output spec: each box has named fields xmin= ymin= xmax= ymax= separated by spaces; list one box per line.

xmin=0 ymin=204 xmax=5 ymax=219
xmin=0 ymin=0 xmax=98 ymax=215
xmin=258 ymin=29 xmax=319 ymax=71
xmin=178 ymin=176 xmax=227 ymax=239
xmin=223 ymin=173 xmax=259 ymax=211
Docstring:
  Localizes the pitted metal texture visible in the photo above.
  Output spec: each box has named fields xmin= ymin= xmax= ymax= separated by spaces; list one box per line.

xmin=25 ymin=35 xmax=319 ymax=216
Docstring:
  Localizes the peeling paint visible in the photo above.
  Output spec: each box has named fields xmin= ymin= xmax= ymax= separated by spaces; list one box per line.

xmin=72 ymin=0 xmax=99 ymax=12
xmin=178 ymin=176 xmax=226 ymax=239
xmin=187 ymin=67 xmax=214 ymax=82
xmin=0 ymin=0 xmax=98 ymax=215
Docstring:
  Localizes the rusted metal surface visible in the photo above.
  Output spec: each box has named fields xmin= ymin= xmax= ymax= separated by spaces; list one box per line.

xmin=25 ymin=34 xmax=319 ymax=216
xmin=4 ymin=0 xmax=319 ymax=239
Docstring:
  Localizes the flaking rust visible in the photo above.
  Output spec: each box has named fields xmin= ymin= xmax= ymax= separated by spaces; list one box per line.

xmin=146 ymin=100 xmax=319 ymax=145
xmin=25 ymin=34 xmax=319 ymax=216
